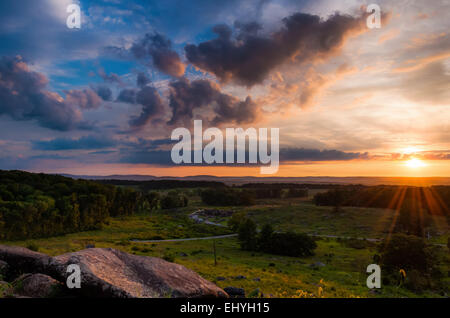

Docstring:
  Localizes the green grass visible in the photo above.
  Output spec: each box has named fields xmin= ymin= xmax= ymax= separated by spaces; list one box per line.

xmin=1 ymin=196 xmax=448 ymax=298
xmin=248 ymin=202 xmax=396 ymax=238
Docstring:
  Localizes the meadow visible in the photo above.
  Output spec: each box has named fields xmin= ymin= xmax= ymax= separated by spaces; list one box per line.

xmin=3 ymin=190 xmax=448 ymax=298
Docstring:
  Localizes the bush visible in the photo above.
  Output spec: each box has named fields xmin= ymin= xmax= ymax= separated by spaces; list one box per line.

xmin=26 ymin=242 xmax=39 ymax=252
xmin=160 ymin=193 xmax=188 ymax=209
xmin=228 ymin=211 xmax=247 ymax=232
xmin=162 ymin=253 xmax=175 ymax=262
xmin=379 ymin=234 xmax=442 ymax=290
xmin=264 ymin=232 xmax=316 ymax=257
xmin=258 ymin=224 xmax=274 ymax=251
xmin=380 ymin=234 xmax=435 ymax=273
xmin=236 ymin=217 xmax=317 ymax=257
xmin=238 ymin=218 xmax=258 ymax=251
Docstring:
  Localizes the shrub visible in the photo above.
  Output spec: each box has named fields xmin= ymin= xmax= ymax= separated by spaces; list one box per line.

xmin=258 ymin=223 xmax=274 ymax=251
xmin=236 ymin=218 xmax=317 ymax=257
xmin=160 ymin=193 xmax=188 ymax=209
xmin=264 ymin=232 xmax=316 ymax=257
xmin=26 ymin=242 xmax=39 ymax=252
xmin=379 ymin=234 xmax=442 ymax=290
xmin=228 ymin=211 xmax=247 ymax=232
xmin=238 ymin=218 xmax=258 ymax=251
xmin=162 ymin=253 xmax=175 ymax=262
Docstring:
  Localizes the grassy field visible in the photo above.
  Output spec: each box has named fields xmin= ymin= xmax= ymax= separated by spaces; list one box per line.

xmin=2 ymin=194 xmax=449 ymax=298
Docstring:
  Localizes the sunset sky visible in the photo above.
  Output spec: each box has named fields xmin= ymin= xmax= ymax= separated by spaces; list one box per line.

xmin=0 ymin=0 xmax=449 ymax=177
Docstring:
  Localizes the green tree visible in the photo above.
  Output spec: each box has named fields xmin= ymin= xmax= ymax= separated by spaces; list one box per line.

xmin=238 ymin=218 xmax=258 ymax=251
xmin=258 ymin=223 xmax=274 ymax=251
xmin=380 ymin=233 xmax=441 ymax=290
xmin=228 ymin=211 xmax=247 ymax=232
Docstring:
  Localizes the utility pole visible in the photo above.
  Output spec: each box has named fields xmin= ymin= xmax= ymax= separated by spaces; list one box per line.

xmin=213 ymin=240 xmax=217 ymax=266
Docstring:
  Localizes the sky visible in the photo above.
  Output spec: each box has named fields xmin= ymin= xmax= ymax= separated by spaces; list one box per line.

xmin=0 ymin=0 xmax=449 ymax=177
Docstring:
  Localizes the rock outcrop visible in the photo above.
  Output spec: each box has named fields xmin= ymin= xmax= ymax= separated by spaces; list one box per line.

xmin=12 ymin=273 xmax=63 ymax=298
xmin=0 ymin=245 xmax=50 ymax=280
xmin=0 ymin=245 xmax=227 ymax=298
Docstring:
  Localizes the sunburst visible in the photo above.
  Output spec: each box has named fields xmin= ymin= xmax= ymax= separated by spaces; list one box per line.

xmin=405 ymin=158 xmax=426 ymax=168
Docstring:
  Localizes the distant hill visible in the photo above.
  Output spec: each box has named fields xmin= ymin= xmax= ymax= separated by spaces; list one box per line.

xmin=60 ymin=174 xmax=450 ymax=187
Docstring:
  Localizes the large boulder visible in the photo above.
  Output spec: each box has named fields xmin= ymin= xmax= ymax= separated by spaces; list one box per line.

xmin=12 ymin=273 xmax=64 ymax=298
xmin=46 ymin=248 xmax=228 ymax=298
xmin=0 ymin=245 xmax=50 ymax=280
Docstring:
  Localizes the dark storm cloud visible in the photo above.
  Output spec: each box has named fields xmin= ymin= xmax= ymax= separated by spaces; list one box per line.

xmin=132 ymin=32 xmax=186 ymax=77
xmin=105 ymin=32 xmax=186 ymax=77
xmin=95 ymin=86 xmax=113 ymax=101
xmin=280 ymin=148 xmax=368 ymax=162
xmin=118 ymin=146 xmax=368 ymax=166
xmin=32 ymin=135 xmax=116 ymax=151
xmin=137 ymin=72 xmax=150 ymax=88
xmin=129 ymin=86 xmax=166 ymax=128
xmin=116 ymin=88 xmax=137 ymax=104
xmin=0 ymin=56 xmax=93 ymax=131
xmin=185 ymin=12 xmax=367 ymax=86
xmin=168 ymin=78 xmax=259 ymax=126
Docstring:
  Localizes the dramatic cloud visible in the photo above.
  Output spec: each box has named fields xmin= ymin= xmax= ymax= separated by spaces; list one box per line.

xmin=119 ymin=146 xmax=369 ymax=166
xmin=129 ymin=86 xmax=166 ymax=128
xmin=95 ymin=86 xmax=113 ymax=101
xmin=299 ymin=63 xmax=357 ymax=108
xmin=106 ymin=32 xmax=186 ymax=77
xmin=116 ymin=74 xmax=165 ymax=129
xmin=0 ymin=56 xmax=92 ymax=131
xmin=32 ymin=135 xmax=116 ymax=151
xmin=137 ymin=72 xmax=150 ymax=88
xmin=116 ymin=88 xmax=137 ymax=104
xmin=64 ymin=88 xmax=103 ymax=110
xmin=168 ymin=78 xmax=259 ymax=126
xmin=280 ymin=148 xmax=368 ymax=162
xmin=132 ymin=33 xmax=186 ymax=77
xmin=185 ymin=12 xmax=367 ymax=87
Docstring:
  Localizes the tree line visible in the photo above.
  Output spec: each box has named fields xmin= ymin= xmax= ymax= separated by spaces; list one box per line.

xmin=0 ymin=170 xmax=189 ymax=240
xmin=313 ymin=185 xmax=450 ymax=237
xmin=200 ymin=186 xmax=308 ymax=206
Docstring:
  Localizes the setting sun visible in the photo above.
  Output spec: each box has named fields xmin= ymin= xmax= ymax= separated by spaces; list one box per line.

xmin=406 ymin=158 xmax=427 ymax=168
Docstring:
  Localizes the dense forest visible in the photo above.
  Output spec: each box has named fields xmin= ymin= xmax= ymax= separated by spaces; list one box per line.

xmin=0 ymin=170 xmax=141 ymax=240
